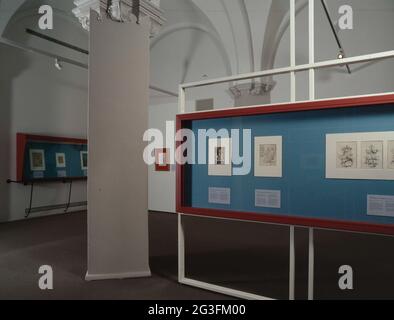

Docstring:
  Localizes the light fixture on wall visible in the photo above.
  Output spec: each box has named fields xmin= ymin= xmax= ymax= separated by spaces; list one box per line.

xmin=54 ymin=58 xmax=63 ymax=70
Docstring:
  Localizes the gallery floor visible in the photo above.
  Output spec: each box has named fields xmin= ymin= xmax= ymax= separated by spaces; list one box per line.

xmin=0 ymin=211 xmax=393 ymax=300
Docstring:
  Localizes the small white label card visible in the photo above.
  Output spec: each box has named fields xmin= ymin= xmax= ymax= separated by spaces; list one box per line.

xmin=255 ymin=189 xmax=281 ymax=209
xmin=57 ymin=170 xmax=67 ymax=178
xmin=208 ymin=187 xmax=231 ymax=205
xmin=367 ymin=195 xmax=394 ymax=218
xmin=33 ymin=171 xmax=44 ymax=179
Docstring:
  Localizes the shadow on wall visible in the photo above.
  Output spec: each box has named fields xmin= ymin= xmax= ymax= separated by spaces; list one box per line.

xmin=0 ymin=43 xmax=30 ymax=221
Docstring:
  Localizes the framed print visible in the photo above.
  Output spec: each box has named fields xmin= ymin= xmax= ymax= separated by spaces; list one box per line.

xmin=29 ymin=149 xmax=45 ymax=171
xmin=155 ymin=148 xmax=170 ymax=171
xmin=254 ymin=136 xmax=282 ymax=177
xmin=208 ymin=137 xmax=232 ymax=176
xmin=388 ymin=141 xmax=394 ymax=169
xmin=326 ymin=131 xmax=394 ymax=180
xmin=80 ymin=151 xmax=88 ymax=170
xmin=361 ymin=141 xmax=383 ymax=169
xmin=55 ymin=153 xmax=66 ymax=168
xmin=336 ymin=142 xmax=357 ymax=169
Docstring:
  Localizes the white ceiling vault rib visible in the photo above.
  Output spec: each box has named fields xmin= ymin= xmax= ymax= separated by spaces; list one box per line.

xmin=191 ymin=0 xmax=254 ymax=76
xmin=261 ymin=0 xmax=308 ymax=71
xmin=239 ymin=0 xmax=254 ymax=75
xmin=218 ymin=0 xmax=239 ymax=74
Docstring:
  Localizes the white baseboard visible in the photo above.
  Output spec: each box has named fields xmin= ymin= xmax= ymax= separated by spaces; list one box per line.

xmin=85 ymin=269 xmax=151 ymax=281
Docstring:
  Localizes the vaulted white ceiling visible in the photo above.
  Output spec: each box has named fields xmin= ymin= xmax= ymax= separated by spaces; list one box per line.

xmin=1 ymin=0 xmax=394 ymax=99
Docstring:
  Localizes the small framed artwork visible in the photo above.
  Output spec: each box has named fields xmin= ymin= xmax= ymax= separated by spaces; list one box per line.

xmin=326 ymin=131 xmax=394 ymax=180
xmin=208 ymin=138 xmax=232 ymax=176
xmin=155 ymin=148 xmax=170 ymax=172
xmin=29 ymin=149 xmax=46 ymax=171
xmin=55 ymin=153 xmax=66 ymax=168
xmin=254 ymin=136 xmax=282 ymax=177
xmin=336 ymin=141 xmax=357 ymax=169
xmin=80 ymin=151 xmax=88 ymax=170
xmin=361 ymin=141 xmax=383 ymax=169
xmin=388 ymin=141 xmax=394 ymax=169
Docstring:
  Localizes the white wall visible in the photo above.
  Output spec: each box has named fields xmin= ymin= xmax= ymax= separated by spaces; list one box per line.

xmin=0 ymin=4 xmax=88 ymax=222
xmin=148 ymin=102 xmax=177 ymax=213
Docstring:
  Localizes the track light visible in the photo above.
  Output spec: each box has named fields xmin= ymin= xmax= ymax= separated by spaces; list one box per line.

xmin=54 ymin=58 xmax=62 ymax=70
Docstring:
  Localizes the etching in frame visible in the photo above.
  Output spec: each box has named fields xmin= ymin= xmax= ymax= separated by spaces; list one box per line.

xmin=208 ymin=137 xmax=232 ymax=176
xmin=29 ymin=149 xmax=46 ymax=171
xmin=254 ymin=136 xmax=282 ymax=178
xmin=387 ymin=141 xmax=394 ymax=169
xmin=326 ymin=131 xmax=394 ymax=180
xmin=56 ymin=153 xmax=66 ymax=168
xmin=80 ymin=151 xmax=88 ymax=170
xmin=336 ymin=141 xmax=357 ymax=169
xmin=361 ymin=141 xmax=383 ymax=169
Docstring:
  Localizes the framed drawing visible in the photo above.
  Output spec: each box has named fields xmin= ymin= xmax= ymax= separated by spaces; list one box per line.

xmin=29 ymin=149 xmax=45 ymax=171
xmin=326 ymin=131 xmax=394 ymax=180
xmin=155 ymin=148 xmax=170 ymax=172
xmin=361 ymin=141 xmax=383 ymax=169
xmin=80 ymin=151 xmax=88 ymax=170
xmin=336 ymin=142 xmax=357 ymax=169
xmin=208 ymin=137 xmax=232 ymax=176
xmin=254 ymin=136 xmax=282 ymax=177
xmin=388 ymin=141 xmax=394 ymax=169
xmin=55 ymin=153 xmax=66 ymax=168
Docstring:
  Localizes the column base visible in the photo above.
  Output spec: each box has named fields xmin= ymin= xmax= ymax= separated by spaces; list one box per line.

xmin=85 ymin=269 xmax=152 ymax=281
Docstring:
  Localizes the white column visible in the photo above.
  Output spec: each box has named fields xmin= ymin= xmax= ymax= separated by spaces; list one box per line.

xmin=73 ymin=0 xmax=165 ymax=281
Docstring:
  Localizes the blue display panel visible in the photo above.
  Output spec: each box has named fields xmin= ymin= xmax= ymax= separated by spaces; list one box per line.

xmin=189 ymin=104 xmax=394 ymax=226
xmin=23 ymin=141 xmax=88 ymax=181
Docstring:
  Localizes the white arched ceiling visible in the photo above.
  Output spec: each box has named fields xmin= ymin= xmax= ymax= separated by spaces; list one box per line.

xmin=150 ymin=23 xmax=232 ymax=78
xmin=261 ymin=0 xmax=308 ymax=71
xmin=191 ymin=0 xmax=254 ymax=75
xmin=150 ymin=0 xmax=233 ymax=95
xmin=0 ymin=0 xmax=26 ymax=37
xmin=3 ymin=0 xmax=88 ymax=63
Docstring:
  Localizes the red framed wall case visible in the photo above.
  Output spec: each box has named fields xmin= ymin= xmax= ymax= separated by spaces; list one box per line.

xmin=155 ymin=148 xmax=171 ymax=172
xmin=176 ymin=94 xmax=394 ymax=236
xmin=16 ymin=133 xmax=88 ymax=183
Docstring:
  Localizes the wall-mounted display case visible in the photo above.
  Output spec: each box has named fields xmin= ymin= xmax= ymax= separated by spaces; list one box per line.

xmin=16 ymin=133 xmax=88 ymax=183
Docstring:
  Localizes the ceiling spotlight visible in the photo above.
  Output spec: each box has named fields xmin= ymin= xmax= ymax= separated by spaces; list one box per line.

xmin=54 ymin=58 xmax=62 ymax=70
xmin=337 ymin=52 xmax=344 ymax=59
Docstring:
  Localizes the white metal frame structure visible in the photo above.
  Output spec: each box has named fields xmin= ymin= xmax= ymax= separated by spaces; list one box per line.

xmin=177 ymin=0 xmax=394 ymax=300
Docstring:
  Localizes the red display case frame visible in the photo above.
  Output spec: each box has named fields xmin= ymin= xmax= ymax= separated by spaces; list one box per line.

xmin=176 ymin=94 xmax=394 ymax=236
xmin=16 ymin=133 xmax=88 ymax=183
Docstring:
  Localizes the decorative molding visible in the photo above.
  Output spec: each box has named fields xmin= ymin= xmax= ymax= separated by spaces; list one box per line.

xmin=72 ymin=0 xmax=165 ymax=36
xmin=72 ymin=0 xmax=101 ymax=31
xmin=229 ymin=80 xmax=276 ymax=98
xmin=139 ymin=0 xmax=166 ymax=37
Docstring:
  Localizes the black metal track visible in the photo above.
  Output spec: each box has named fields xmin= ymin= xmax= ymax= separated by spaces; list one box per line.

xmin=26 ymin=28 xmax=89 ymax=55
xmin=320 ymin=0 xmax=351 ymax=74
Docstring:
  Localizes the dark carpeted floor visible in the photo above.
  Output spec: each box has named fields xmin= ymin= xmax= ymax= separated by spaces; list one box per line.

xmin=0 ymin=211 xmax=393 ymax=300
